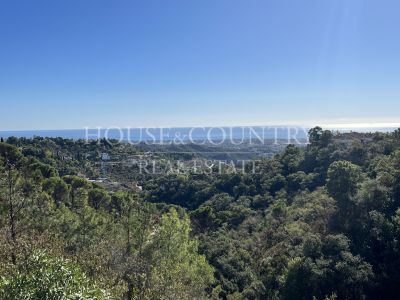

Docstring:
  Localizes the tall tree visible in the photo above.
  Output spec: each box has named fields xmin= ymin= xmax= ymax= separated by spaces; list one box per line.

xmin=0 ymin=144 xmax=35 ymax=265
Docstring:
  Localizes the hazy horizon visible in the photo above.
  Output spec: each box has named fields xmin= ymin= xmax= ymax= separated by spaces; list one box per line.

xmin=1 ymin=121 xmax=400 ymax=133
xmin=0 ymin=123 xmax=398 ymax=141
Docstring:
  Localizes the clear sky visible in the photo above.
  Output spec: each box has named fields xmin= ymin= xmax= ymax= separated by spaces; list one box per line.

xmin=0 ymin=0 xmax=399 ymax=130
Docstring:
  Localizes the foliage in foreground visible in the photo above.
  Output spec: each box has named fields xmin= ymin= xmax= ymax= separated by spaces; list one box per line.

xmin=1 ymin=128 xmax=400 ymax=299
xmin=0 ymin=251 xmax=109 ymax=300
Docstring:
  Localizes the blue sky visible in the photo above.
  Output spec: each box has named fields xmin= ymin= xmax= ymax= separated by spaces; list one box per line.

xmin=0 ymin=0 xmax=399 ymax=130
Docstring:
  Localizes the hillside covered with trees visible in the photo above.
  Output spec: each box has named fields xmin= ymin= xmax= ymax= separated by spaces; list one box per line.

xmin=2 ymin=127 xmax=400 ymax=299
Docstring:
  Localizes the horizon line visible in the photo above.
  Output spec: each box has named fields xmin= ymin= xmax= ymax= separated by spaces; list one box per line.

xmin=0 ymin=122 xmax=400 ymax=133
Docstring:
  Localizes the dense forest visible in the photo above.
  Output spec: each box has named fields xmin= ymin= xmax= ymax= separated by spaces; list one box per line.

xmin=1 ymin=127 xmax=400 ymax=299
